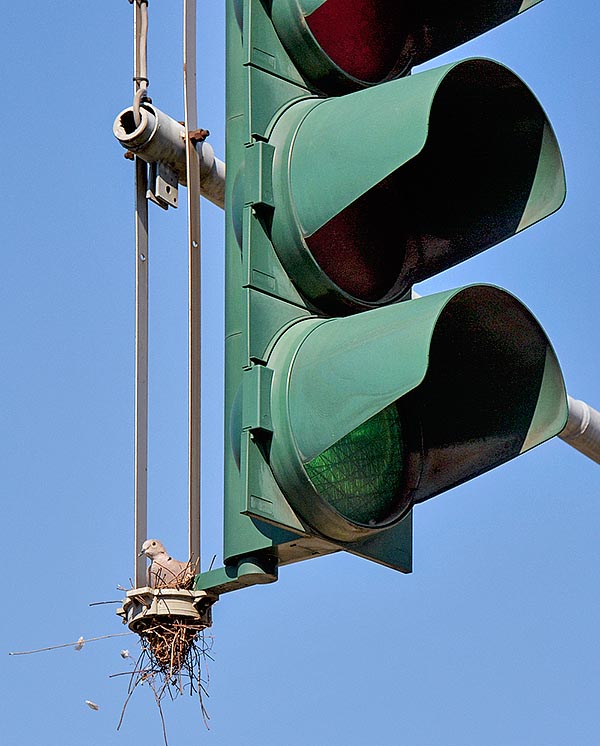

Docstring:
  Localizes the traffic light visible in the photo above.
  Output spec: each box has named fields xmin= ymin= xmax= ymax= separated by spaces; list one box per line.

xmin=196 ymin=0 xmax=568 ymax=594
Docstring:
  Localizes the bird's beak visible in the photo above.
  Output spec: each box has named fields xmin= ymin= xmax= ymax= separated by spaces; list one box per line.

xmin=138 ymin=549 xmax=146 ymax=557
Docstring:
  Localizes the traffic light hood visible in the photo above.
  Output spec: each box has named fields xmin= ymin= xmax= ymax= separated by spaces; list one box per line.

xmin=266 ymin=285 xmax=567 ymax=542
xmin=271 ymin=0 xmax=544 ymax=93
xmin=269 ymin=58 xmax=565 ymax=314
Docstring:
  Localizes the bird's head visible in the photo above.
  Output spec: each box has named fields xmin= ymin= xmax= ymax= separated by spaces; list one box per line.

xmin=139 ymin=538 xmax=167 ymax=559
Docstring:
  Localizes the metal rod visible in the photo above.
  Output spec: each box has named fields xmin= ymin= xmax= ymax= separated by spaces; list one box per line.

xmin=134 ymin=0 xmax=150 ymax=587
xmin=559 ymin=396 xmax=600 ymax=464
xmin=184 ymin=0 xmax=202 ymax=568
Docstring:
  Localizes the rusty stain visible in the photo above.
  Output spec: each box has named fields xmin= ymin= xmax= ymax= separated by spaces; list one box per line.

xmin=189 ymin=128 xmax=210 ymax=144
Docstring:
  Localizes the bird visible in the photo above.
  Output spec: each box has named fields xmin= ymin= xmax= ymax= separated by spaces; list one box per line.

xmin=139 ymin=539 xmax=190 ymax=588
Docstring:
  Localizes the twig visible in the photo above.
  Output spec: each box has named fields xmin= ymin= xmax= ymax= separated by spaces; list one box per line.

xmin=109 ymin=659 xmax=153 ymax=680
xmin=117 ymin=680 xmax=139 ymax=731
xmin=117 ymin=648 xmax=149 ymax=730
xmin=115 ymin=616 xmax=213 ymax=738
xmin=9 ymin=632 xmax=133 ymax=656
xmin=149 ymin=675 xmax=170 ymax=746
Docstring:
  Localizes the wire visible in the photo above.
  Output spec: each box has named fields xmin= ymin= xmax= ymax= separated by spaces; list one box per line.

xmin=9 ymin=632 xmax=133 ymax=656
xmin=133 ymin=0 xmax=149 ymax=127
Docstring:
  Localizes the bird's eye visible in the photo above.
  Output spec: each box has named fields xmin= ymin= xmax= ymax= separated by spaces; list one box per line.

xmin=151 ymin=541 xmax=156 ymax=546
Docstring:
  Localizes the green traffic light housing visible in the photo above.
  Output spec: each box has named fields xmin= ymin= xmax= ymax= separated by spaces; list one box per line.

xmin=269 ymin=59 xmax=565 ymax=314
xmin=270 ymin=0 xmax=544 ymax=92
xmin=195 ymin=0 xmax=569 ymax=594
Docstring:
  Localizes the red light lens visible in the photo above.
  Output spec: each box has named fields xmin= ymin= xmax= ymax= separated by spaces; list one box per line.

xmin=307 ymin=0 xmax=412 ymax=83
xmin=306 ymin=175 xmax=404 ymax=302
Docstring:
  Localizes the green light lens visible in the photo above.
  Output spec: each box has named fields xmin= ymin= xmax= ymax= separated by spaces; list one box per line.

xmin=304 ymin=403 xmax=404 ymax=525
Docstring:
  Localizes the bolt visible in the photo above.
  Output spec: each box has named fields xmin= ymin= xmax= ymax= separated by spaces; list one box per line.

xmin=189 ymin=128 xmax=210 ymax=145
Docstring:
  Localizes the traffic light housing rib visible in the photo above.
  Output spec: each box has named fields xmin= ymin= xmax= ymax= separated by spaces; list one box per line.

xmin=196 ymin=0 xmax=568 ymax=594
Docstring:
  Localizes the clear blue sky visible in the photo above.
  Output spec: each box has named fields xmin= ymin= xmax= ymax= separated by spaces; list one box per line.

xmin=2 ymin=2 xmax=599 ymax=744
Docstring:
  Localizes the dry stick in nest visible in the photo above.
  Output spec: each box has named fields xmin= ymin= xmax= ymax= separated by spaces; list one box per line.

xmin=152 ymin=558 xmax=199 ymax=591
xmin=116 ymin=616 xmax=213 ymax=739
xmin=116 ymin=628 xmax=213 ymax=738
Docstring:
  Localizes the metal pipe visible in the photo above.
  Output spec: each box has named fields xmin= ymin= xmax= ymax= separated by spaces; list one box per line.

xmin=113 ymin=104 xmax=225 ymax=209
xmin=198 ymin=143 xmax=225 ymax=208
xmin=559 ymin=396 xmax=600 ymax=464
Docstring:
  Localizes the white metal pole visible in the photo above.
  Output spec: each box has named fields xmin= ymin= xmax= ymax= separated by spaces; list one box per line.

xmin=559 ymin=396 xmax=600 ymax=464
xmin=184 ymin=0 xmax=202 ymax=569
xmin=133 ymin=0 xmax=149 ymax=587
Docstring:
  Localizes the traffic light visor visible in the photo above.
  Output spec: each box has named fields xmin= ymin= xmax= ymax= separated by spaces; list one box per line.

xmin=266 ymin=286 xmax=567 ymax=541
xmin=269 ymin=59 xmax=565 ymax=314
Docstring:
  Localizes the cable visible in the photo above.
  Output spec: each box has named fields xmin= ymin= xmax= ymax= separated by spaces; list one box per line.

xmin=133 ymin=0 xmax=149 ymax=127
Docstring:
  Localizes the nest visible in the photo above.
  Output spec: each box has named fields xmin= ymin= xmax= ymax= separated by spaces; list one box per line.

xmin=116 ymin=566 xmax=216 ymax=740
xmin=118 ymin=622 xmax=213 ymax=743
xmin=135 ymin=615 xmax=209 ymax=682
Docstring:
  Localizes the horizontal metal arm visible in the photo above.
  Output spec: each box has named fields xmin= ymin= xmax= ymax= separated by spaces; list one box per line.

xmin=559 ymin=396 xmax=600 ymax=464
xmin=113 ymin=103 xmax=225 ymax=209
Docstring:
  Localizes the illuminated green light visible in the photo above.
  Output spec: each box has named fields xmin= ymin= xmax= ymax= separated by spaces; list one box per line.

xmin=304 ymin=403 xmax=404 ymax=525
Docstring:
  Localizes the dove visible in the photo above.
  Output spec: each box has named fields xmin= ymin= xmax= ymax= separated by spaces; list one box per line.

xmin=139 ymin=539 xmax=190 ymax=588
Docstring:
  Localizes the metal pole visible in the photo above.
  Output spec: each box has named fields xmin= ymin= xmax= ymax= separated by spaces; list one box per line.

xmin=134 ymin=0 xmax=149 ymax=587
xmin=184 ymin=0 xmax=202 ymax=569
xmin=559 ymin=396 xmax=600 ymax=464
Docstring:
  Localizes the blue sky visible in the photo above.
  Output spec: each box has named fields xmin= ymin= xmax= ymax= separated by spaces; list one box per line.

xmin=2 ymin=2 xmax=599 ymax=745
